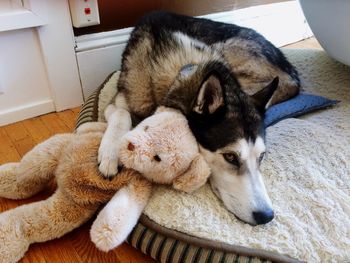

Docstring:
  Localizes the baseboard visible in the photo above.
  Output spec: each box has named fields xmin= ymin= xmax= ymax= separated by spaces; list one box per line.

xmin=75 ymin=0 xmax=312 ymax=98
xmin=0 ymin=100 xmax=55 ymax=126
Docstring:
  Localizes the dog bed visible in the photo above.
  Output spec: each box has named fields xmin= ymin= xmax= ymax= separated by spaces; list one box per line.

xmin=76 ymin=49 xmax=350 ymax=263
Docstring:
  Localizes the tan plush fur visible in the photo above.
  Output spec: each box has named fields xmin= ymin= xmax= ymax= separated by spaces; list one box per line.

xmin=0 ymin=107 xmax=210 ymax=262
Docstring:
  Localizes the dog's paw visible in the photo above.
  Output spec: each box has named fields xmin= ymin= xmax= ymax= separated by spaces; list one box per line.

xmin=98 ymin=141 xmax=121 ymax=179
xmin=98 ymin=152 xmax=119 ymax=179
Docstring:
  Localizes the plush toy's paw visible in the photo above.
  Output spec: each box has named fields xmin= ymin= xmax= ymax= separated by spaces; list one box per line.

xmin=90 ymin=203 xmax=129 ymax=252
xmin=90 ymin=219 xmax=125 ymax=252
xmin=90 ymin=187 xmax=143 ymax=252
xmin=0 ymin=212 xmax=30 ymax=263
xmin=98 ymin=142 xmax=120 ymax=179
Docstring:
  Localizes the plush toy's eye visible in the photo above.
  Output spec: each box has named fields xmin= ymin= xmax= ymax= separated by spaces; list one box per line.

xmin=153 ymin=155 xmax=161 ymax=162
xmin=127 ymin=142 xmax=135 ymax=151
xmin=144 ymin=125 xmax=149 ymax=131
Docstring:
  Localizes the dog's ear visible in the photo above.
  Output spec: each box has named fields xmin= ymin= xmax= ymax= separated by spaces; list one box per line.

xmin=251 ymin=77 xmax=279 ymax=113
xmin=193 ymin=74 xmax=224 ymax=115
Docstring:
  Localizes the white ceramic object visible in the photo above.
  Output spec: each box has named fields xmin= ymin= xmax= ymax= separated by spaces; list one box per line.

xmin=299 ymin=0 xmax=350 ymax=66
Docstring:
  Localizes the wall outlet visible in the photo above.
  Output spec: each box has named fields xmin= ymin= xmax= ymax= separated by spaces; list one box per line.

xmin=69 ymin=0 xmax=100 ymax=28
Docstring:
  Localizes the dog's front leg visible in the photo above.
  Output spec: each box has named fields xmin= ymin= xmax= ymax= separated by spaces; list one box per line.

xmin=98 ymin=94 xmax=132 ymax=178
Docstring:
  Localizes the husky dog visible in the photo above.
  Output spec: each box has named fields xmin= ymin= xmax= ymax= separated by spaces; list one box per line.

xmin=98 ymin=11 xmax=300 ymax=225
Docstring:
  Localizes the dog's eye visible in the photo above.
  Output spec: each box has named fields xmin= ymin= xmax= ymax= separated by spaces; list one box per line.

xmin=223 ymin=152 xmax=240 ymax=167
xmin=258 ymin=152 xmax=265 ymax=164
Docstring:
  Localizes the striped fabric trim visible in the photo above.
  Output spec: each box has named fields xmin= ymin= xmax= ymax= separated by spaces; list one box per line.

xmin=127 ymin=224 xmax=271 ymax=263
xmin=75 ymin=72 xmax=117 ymax=130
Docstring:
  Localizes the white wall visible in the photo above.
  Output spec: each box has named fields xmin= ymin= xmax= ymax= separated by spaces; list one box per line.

xmin=0 ymin=28 xmax=55 ymax=125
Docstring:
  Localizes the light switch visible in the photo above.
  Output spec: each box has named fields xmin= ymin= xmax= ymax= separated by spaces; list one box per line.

xmin=69 ymin=0 xmax=100 ymax=28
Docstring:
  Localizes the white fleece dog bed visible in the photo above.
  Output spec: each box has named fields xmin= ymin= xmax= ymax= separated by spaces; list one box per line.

xmin=77 ymin=49 xmax=350 ymax=262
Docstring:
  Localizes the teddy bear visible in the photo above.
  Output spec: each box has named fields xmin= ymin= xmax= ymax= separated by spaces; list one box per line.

xmin=0 ymin=106 xmax=210 ymax=263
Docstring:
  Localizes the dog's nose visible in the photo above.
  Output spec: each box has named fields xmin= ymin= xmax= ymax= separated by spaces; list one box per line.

xmin=253 ymin=209 xmax=274 ymax=225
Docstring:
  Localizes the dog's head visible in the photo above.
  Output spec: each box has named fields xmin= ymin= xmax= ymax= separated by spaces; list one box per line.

xmin=166 ymin=61 xmax=278 ymax=225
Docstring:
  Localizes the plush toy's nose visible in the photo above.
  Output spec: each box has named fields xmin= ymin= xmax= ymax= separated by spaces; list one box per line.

xmin=127 ymin=142 xmax=135 ymax=151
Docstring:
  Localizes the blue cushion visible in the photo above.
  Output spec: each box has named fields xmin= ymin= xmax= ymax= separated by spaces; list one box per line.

xmin=264 ymin=93 xmax=339 ymax=127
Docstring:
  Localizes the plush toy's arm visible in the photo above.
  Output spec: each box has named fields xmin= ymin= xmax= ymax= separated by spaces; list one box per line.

xmin=173 ymin=154 xmax=211 ymax=193
xmin=90 ymin=171 xmax=152 ymax=252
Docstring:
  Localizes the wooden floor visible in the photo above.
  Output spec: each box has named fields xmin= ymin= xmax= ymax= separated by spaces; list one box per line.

xmin=0 ymin=38 xmax=321 ymax=263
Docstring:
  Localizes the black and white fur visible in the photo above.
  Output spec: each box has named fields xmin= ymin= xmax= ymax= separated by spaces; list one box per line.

xmin=98 ymin=11 xmax=300 ymax=225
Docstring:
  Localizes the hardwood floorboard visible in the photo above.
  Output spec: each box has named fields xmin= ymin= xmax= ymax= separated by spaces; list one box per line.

xmin=10 ymin=135 xmax=37 ymax=157
xmin=38 ymin=237 xmax=84 ymax=263
xmin=20 ymin=245 xmax=47 ymax=263
xmin=56 ymin=109 xmax=78 ymax=131
xmin=3 ymin=122 xmax=29 ymax=142
xmin=22 ymin=117 xmax=53 ymax=143
xmin=0 ymin=128 xmax=21 ymax=163
xmin=68 ymin=220 xmax=122 ymax=263
xmin=40 ymin=112 xmax=73 ymax=134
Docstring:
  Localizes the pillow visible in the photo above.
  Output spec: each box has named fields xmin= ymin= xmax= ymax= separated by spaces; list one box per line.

xmin=264 ymin=92 xmax=339 ymax=127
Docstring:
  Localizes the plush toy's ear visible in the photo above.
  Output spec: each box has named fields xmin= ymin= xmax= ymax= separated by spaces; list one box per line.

xmin=193 ymin=74 xmax=224 ymax=115
xmin=251 ymin=77 xmax=279 ymax=113
xmin=173 ymin=154 xmax=211 ymax=193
